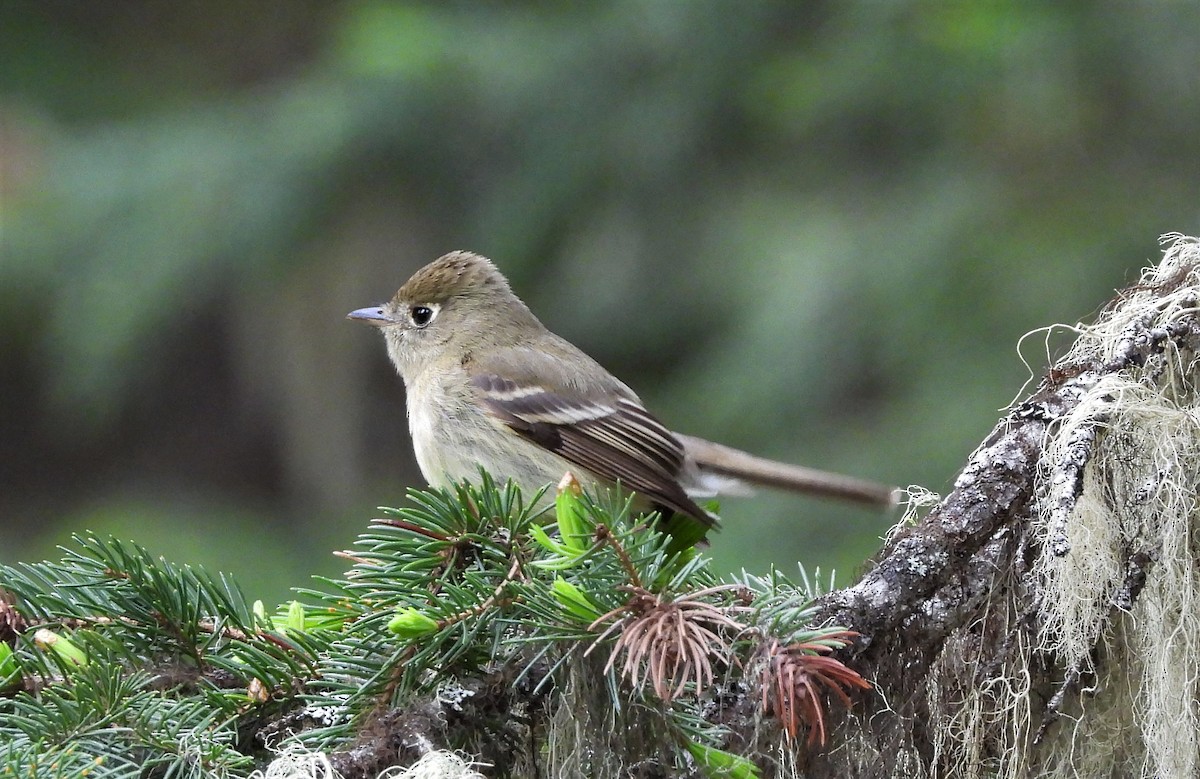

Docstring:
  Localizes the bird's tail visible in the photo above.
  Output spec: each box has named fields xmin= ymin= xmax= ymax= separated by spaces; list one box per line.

xmin=676 ymin=433 xmax=898 ymax=509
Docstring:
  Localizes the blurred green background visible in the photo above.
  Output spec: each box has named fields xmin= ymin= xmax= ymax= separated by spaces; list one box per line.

xmin=2 ymin=2 xmax=1198 ymax=604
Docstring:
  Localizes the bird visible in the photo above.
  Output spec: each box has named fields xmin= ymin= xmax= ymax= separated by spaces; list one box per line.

xmin=349 ymin=251 xmax=895 ymax=538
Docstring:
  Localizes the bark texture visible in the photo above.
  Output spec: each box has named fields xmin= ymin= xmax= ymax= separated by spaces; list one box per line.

xmin=806 ymin=233 xmax=1200 ymax=778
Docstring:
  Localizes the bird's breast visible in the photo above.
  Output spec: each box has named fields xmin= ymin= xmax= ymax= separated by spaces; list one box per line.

xmin=405 ymin=369 xmax=602 ymax=500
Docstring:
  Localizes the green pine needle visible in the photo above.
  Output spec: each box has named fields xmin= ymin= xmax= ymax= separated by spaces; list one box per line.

xmin=0 ymin=475 xmax=853 ymax=776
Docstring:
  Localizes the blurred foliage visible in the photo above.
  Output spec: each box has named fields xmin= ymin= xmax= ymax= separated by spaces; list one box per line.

xmin=2 ymin=1 xmax=1199 ymax=597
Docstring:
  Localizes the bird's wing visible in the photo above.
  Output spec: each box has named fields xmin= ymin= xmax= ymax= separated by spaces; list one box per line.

xmin=468 ymin=350 xmax=713 ymax=526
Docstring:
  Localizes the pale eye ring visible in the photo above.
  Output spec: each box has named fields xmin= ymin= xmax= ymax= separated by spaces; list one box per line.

xmin=410 ymin=305 xmax=435 ymax=327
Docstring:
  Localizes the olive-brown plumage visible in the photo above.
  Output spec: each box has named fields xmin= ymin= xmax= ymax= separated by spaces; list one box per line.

xmin=349 ymin=251 xmax=896 ymax=534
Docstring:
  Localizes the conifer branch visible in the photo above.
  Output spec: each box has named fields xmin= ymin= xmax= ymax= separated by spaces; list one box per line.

xmin=1 ymin=466 xmax=865 ymax=777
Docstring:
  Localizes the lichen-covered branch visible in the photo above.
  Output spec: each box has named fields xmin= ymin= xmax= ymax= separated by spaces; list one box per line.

xmin=806 ymin=233 xmax=1200 ymax=779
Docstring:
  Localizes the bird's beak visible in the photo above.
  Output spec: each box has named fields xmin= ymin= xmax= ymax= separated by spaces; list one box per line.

xmin=346 ymin=306 xmax=395 ymax=327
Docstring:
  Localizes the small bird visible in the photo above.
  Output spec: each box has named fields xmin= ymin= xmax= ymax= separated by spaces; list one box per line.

xmin=349 ymin=251 xmax=895 ymax=536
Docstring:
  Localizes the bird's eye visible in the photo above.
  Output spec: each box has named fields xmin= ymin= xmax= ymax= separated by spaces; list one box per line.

xmin=410 ymin=305 xmax=435 ymax=327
